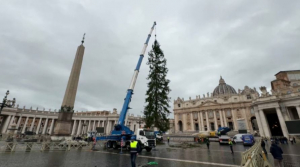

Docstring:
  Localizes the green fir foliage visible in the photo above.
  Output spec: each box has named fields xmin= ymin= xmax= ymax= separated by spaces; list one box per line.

xmin=144 ymin=40 xmax=171 ymax=132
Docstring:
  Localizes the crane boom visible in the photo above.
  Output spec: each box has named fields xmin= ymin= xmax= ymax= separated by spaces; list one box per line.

xmin=117 ymin=22 xmax=156 ymax=127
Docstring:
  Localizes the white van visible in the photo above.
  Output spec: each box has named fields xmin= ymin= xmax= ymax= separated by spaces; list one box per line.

xmin=233 ymin=134 xmax=244 ymax=143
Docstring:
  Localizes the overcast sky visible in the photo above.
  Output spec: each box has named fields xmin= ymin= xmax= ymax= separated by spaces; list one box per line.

xmin=1 ymin=1 xmax=299 ymax=118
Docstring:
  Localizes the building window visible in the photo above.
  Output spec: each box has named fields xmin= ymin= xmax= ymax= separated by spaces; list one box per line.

xmin=226 ymin=110 xmax=232 ymax=117
xmin=287 ymin=91 xmax=292 ymax=94
xmin=247 ymin=95 xmax=251 ymax=99
xmin=209 ymin=111 xmax=213 ymax=118
xmin=214 ymin=100 xmax=217 ymax=102
xmin=293 ymin=83 xmax=298 ymax=87
xmin=178 ymin=104 xmax=181 ymax=107
xmin=193 ymin=112 xmax=198 ymax=119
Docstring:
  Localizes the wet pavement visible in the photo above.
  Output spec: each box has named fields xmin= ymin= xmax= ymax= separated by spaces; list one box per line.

xmin=0 ymin=141 xmax=299 ymax=167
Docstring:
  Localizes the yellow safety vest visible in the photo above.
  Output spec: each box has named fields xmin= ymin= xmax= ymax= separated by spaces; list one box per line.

xmin=130 ymin=141 xmax=138 ymax=148
xmin=167 ymin=137 xmax=169 ymax=139
xmin=229 ymin=141 xmax=233 ymax=145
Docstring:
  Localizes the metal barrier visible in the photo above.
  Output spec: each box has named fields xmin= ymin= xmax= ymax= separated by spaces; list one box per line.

xmin=241 ymin=139 xmax=272 ymax=167
xmin=0 ymin=141 xmax=93 ymax=152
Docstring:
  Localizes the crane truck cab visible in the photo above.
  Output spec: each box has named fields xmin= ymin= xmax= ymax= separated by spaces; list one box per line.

xmin=135 ymin=128 xmax=156 ymax=152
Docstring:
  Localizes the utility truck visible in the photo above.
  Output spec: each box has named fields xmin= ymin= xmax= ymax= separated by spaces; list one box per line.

xmin=97 ymin=22 xmax=157 ymax=152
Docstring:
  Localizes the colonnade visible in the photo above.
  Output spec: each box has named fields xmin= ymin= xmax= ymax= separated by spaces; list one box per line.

xmin=254 ymin=106 xmax=300 ymax=138
xmin=71 ymin=119 xmax=117 ymax=136
xmin=175 ymin=109 xmax=237 ymax=133
xmin=1 ymin=115 xmax=56 ymax=135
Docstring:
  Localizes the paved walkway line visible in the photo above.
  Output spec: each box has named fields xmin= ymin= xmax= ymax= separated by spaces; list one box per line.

xmin=95 ymin=150 xmax=240 ymax=167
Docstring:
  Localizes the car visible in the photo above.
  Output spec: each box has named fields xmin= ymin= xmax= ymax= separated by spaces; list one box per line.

xmin=233 ymin=134 xmax=244 ymax=143
xmin=219 ymin=135 xmax=231 ymax=144
xmin=241 ymin=134 xmax=255 ymax=146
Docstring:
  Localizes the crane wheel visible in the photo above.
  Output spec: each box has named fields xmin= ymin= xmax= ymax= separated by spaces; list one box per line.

xmin=112 ymin=142 xmax=118 ymax=149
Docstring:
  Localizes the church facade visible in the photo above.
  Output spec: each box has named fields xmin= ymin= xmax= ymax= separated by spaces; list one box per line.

xmin=173 ymin=70 xmax=300 ymax=138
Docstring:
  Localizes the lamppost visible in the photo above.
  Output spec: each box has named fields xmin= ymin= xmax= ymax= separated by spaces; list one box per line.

xmin=0 ymin=90 xmax=9 ymax=114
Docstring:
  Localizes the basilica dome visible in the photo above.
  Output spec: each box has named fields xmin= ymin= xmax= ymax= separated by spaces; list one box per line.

xmin=213 ymin=77 xmax=237 ymax=96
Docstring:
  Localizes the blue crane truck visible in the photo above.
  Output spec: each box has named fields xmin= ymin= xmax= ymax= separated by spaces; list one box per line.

xmin=96 ymin=22 xmax=157 ymax=152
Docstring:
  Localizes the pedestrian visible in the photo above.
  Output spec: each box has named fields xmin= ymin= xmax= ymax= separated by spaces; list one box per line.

xmin=206 ymin=138 xmax=210 ymax=150
xmin=283 ymin=137 xmax=288 ymax=144
xmin=293 ymin=137 xmax=296 ymax=144
xmin=91 ymin=136 xmax=96 ymax=150
xmin=130 ymin=136 xmax=141 ymax=167
xmin=270 ymin=141 xmax=283 ymax=167
xmin=229 ymin=139 xmax=234 ymax=154
xmin=167 ymin=136 xmax=170 ymax=144
xmin=261 ymin=140 xmax=268 ymax=155
xmin=290 ymin=137 xmax=294 ymax=144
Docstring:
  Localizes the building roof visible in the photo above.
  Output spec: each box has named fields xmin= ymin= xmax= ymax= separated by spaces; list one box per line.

xmin=213 ymin=77 xmax=237 ymax=96
xmin=274 ymin=70 xmax=300 ymax=76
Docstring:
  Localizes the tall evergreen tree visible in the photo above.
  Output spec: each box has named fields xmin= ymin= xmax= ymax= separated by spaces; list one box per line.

xmin=144 ymin=40 xmax=171 ymax=132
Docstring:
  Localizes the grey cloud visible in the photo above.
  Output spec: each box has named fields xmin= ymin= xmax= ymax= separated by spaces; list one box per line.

xmin=1 ymin=1 xmax=300 ymax=118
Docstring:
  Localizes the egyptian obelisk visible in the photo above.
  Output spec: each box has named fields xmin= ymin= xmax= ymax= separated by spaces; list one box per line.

xmin=53 ymin=34 xmax=86 ymax=136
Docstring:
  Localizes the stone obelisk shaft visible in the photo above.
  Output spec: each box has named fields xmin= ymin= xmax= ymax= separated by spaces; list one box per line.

xmin=62 ymin=44 xmax=85 ymax=108
xmin=53 ymin=42 xmax=85 ymax=136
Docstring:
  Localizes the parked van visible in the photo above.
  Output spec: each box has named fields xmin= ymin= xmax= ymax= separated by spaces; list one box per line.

xmin=241 ymin=134 xmax=255 ymax=146
xmin=232 ymin=134 xmax=244 ymax=143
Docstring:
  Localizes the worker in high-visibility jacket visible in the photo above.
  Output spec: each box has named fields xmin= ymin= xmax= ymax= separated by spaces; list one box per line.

xmin=130 ymin=136 xmax=141 ymax=167
xmin=229 ymin=140 xmax=234 ymax=154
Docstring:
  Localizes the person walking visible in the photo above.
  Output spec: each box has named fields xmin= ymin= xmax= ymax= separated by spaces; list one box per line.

xmin=270 ymin=141 xmax=283 ymax=167
xmin=130 ymin=136 xmax=141 ymax=167
xmin=229 ymin=139 xmax=234 ymax=154
xmin=206 ymin=138 xmax=210 ymax=150
xmin=91 ymin=136 xmax=96 ymax=150
xmin=167 ymin=136 xmax=170 ymax=144
xmin=293 ymin=137 xmax=296 ymax=144
xmin=261 ymin=140 xmax=268 ymax=155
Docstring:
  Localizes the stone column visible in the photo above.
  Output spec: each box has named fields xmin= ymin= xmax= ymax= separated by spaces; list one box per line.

xmin=276 ymin=107 xmax=289 ymax=138
xmin=259 ymin=110 xmax=271 ymax=138
xmin=42 ymin=118 xmax=49 ymax=134
xmin=222 ymin=110 xmax=228 ymax=127
xmin=190 ymin=113 xmax=194 ymax=131
xmin=36 ymin=118 xmax=42 ymax=134
xmin=77 ymin=120 xmax=82 ymax=135
xmin=296 ymin=106 xmax=300 ymax=119
xmin=213 ymin=111 xmax=218 ymax=130
xmin=1 ymin=115 xmax=11 ymax=134
xmin=200 ymin=112 xmax=204 ymax=131
xmin=255 ymin=110 xmax=265 ymax=137
xmin=97 ymin=120 xmax=100 ymax=127
xmin=87 ymin=120 xmax=91 ymax=132
xmin=197 ymin=112 xmax=201 ymax=131
xmin=22 ymin=117 xmax=29 ymax=133
xmin=71 ymin=120 xmax=77 ymax=135
xmin=242 ymin=108 xmax=250 ymax=132
xmin=8 ymin=115 xmax=15 ymax=128
xmin=49 ymin=119 xmax=55 ymax=135
xmin=106 ymin=120 xmax=111 ymax=135
xmin=30 ymin=117 xmax=36 ymax=131
xmin=231 ymin=109 xmax=238 ymax=130
xmin=219 ymin=110 xmax=224 ymax=127
xmin=92 ymin=120 xmax=96 ymax=131
xmin=182 ymin=114 xmax=186 ymax=131
xmin=174 ymin=114 xmax=178 ymax=133
xmin=205 ymin=111 xmax=210 ymax=131
xmin=15 ymin=115 xmax=22 ymax=134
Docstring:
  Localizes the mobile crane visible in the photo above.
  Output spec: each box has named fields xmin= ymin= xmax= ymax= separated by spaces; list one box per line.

xmin=97 ymin=22 xmax=157 ymax=152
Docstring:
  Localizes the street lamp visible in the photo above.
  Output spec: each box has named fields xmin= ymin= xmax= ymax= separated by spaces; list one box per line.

xmin=0 ymin=90 xmax=9 ymax=114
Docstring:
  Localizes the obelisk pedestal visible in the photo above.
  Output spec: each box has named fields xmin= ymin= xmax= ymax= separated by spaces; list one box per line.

xmin=52 ymin=35 xmax=86 ymax=139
